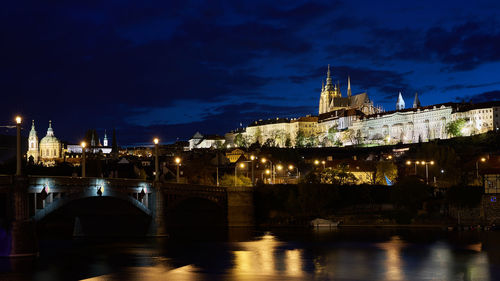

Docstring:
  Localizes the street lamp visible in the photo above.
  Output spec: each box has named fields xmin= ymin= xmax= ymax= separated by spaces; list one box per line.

xmin=476 ymin=157 xmax=487 ymax=182
xmin=175 ymin=157 xmax=181 ymax=183
xmin=321 ymin=160 xmax=326 ymax=169
xmin=81 ymin=141 xmax=86 ymax=177
xmin=261 ymin=158 xmax=275 ymax=184
xmin=276 ymin=164 xmax=283 ymax=184
xmin=314 ymin=159 xmax=320 ymax=166
xmin=15 ymin=116 xmax=22 ymax=176
xmin=153 ymin=138 xmax=159 ymax=182
xmin=235 ymin=162 xmax=246 ymax=186
xmin=421 ymin=160 xmax=434 ymax=185
xmin=406 ymin=160 xmax=434 ymax=184
xmin=250 ymin=155 xmax=255 ymax=186
xmin=288 ymin=164 xmax=300 ymax=182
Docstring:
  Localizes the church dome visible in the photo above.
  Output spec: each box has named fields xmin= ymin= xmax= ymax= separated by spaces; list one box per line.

xmin=39 ymin=121 xmax=61 ymax=159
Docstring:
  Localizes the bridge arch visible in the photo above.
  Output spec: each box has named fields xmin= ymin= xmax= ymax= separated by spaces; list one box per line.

xmin=33 ymin=188 xmax=152 ymax=222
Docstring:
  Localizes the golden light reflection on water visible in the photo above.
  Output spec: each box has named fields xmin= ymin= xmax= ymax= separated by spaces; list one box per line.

xmin=232 ymin=232 xmax=303 ymax=278
xmin=376 ymin=235 xmax=406 ymax=281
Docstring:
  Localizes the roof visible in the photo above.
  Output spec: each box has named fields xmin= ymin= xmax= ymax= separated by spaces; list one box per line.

xmin=364 ymin=101 xmax=500 ymax=120
xmin=247 ymin=118 xmax=290 ymax=127
xmin=318 ymin=108 xmax=365 ymax=122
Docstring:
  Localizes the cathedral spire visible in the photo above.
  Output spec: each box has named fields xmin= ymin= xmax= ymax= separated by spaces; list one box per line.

xmin=347 ymin=76 xmax=352 ymax=97
xmin=325 ymin=64 xmax=334 ymax=91
xmin=321 ymin=80 xmax=324 ymax=92
xmin=413 ymin=92 xmax=421 ymax=108
xmin=396 ymin=92 xmax=405 ymax=111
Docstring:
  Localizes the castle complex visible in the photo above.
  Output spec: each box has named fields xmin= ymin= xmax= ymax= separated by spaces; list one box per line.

xmin=192 ymin=66 xmax=499 ymax=149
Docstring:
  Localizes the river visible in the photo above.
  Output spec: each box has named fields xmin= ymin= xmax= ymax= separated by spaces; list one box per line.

xmin=1 ymin=227 xmax=500 ymax=280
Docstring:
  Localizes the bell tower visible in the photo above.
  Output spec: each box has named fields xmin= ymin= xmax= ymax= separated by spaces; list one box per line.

xmin=27 ymin=120 xmax=39 ymax=163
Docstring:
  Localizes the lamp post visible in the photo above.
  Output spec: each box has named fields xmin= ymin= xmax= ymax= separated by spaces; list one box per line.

xmin=250 ymin=155 xmax=255 ymax=186
xmin=476 ymin=157 xmax=486 ymax=179
xmin=288 ymin=164 xmax=300 ymax=181
xmin=15 ymin=116 xmax=22 ymax=176
xmin=175 ymin=157 xmax=181 ymax=183
xmin=81 ymin=141 xmax=86 ymax=177
xmin=235 ymin=162 xmax=245 ymax=186
xmin=406 ymin=160 xmax=434 ymax=184
xmin=153 ymin=138 xmax=159 ymax=182
xmin=276 ymin=164 xmax=283 ymax=184
xmin=261 ymin=158 xmax=274 ymax=184
xmin=321 ymin=160 xmax=326 ymax=170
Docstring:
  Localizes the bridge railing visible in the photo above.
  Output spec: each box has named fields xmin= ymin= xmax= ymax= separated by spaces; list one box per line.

xmin=28 ymin=176 xmax=152 ymax=190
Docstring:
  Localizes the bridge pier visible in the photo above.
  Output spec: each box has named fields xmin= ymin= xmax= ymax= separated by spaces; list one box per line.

xmin=147 ymin=182 xmax=167 ymax=236
xmin=5 ymin=176 xmax=38 ymax=257
xmin=226 ymin=186 xmax=254 ymax=227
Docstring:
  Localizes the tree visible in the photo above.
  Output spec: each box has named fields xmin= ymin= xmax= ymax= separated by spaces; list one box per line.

xmin=327 ymin=124 xmax=339 ymax=146
xmin=234 ymin=133 xmax=249 ymax=148
xmin=284 ymin=136 xmax=292 ymax=148
xmin=320 ymin=164 xmax=357 ymax=185
xmin=375 ymin=161 xmax=398 ymax=185
xmin=341 ymin=129 xmax=356 ymax=145
xmin=295 ymin=130 xmax=307 ymax=148
xmin=220 ymin=174 xmax=252 ymax=187
xmin=446 ymin=118 xmax=467 ymax=137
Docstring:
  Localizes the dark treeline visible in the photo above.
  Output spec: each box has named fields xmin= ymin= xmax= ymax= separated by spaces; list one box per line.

xmin=254 ymin=177 xmax=484 ymax=225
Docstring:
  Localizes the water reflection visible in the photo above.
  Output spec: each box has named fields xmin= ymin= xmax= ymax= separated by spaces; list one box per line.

xmin=232 ymin=232 xmax=304 ymax=278
xmin=1 ymin=228 xmax=499 ymax=280
xmin=377 ymin=236 xmax=406 ymax=280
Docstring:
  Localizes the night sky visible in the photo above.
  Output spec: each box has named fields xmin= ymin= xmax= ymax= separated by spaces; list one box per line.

xmin=2 ymin=0 xmax=500 ymax=145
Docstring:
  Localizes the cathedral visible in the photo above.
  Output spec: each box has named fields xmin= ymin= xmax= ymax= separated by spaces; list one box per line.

xmin=319 ymin=65 xmax=381 ymax=116
xmin=27 ymin=120 xmax=62 ymax=166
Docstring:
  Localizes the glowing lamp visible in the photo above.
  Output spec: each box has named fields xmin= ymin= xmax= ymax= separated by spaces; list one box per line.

xmin=153 ymin=138 xmax=159 ymax=144
xmin=15 ymin=116 xmax=22 ymax=124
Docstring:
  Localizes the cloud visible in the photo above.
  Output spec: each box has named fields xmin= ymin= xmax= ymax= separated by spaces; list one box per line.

xmin=456 ymin=90 xmax=500 ymax=103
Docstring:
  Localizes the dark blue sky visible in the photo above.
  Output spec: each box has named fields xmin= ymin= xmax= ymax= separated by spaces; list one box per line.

xmin=1 ymin=0 xmax=500 ymax=145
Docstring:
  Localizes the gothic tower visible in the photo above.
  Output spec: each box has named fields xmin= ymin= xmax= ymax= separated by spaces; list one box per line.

xmin=319 ymin=65 xmax=342 ymax=114
xmin=347 ymin=76 xmax=352 ymax=97
xmin=27 ymin=120 xmax=39 ymax=163
xmin=413 ymin=92 xmax=421 ymax=108
xmin=396 ymin=92 xmax=405 ymax=110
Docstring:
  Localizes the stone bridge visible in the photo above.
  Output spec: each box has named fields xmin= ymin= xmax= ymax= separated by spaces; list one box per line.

xmin=0 ymin=175 xmax=254 ymax=257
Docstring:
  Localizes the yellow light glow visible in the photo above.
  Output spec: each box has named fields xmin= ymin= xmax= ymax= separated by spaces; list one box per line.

xmin=15 ymin=116 xmax=22 ymax=124
xmin=421 ymin=162 xmax=426 ymax=165
xmin=239 ymin=163 xmax=245 ymax=168
xmin=314 ymin=160 xmax=319 ymax=165
xmin=250 ymin=155 xmax=255 ymax=160
xmin=261 ymin=158 xmax=267 ymax=163
xmin=81 ymin=141 xmax=86 ymax=148
xmin=288 ymin=165 xmax=294 ymax=170
xmin=277 ymin=164 xmax=283 ymax=171
xmin=416 ymin=161 xmax=420 ymax=165
xmin=406 ymin=160 xmax=411 ymax=165
xmin=175 ymin=157 xmax=181 ymax=164
xmin=321 ymin=160 xmax=325 ymax=164
xmin=265 ymin=169 xmax=270 ymax=174
xmin=430 ymin=161 xmax=435 ymax=165
xmin=481 ymin=157 xmax=486 ymax=162
xmin=153 ymin=138 xmax=159 ymax=144
xmin=388 ymin=155 xmax=393 ymax=159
